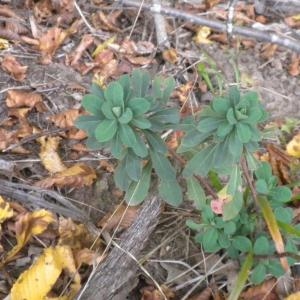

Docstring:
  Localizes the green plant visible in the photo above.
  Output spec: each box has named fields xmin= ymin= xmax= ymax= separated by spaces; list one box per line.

xmin=76 ymin=69 xmax=182 ymax=205
xmin=76 ymin=70 xmax=300 ymax=294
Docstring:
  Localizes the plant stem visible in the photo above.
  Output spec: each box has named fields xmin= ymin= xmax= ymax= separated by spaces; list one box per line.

xmin=169 ymin=149 xmax=218 ymax=199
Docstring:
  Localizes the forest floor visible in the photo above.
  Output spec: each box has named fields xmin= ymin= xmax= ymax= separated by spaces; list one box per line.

xmin=1 ymin=0 xmax=300 ymax=299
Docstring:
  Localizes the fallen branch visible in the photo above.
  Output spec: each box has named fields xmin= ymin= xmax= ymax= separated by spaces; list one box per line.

xmin=78 ymin=195 xmax=162 ymax=300
xmin=118 ymin=0 xmax=300 ymax=53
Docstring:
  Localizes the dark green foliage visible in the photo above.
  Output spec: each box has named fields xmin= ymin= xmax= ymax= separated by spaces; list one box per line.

xmin=76 ymin=69 xmax=181 ymax=205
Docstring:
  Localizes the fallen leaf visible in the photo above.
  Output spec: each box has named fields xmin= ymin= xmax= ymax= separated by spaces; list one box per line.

xmin=286 ymin=134 xmax=300 ymax=158
xmin=0 ymin=196 xmax=13 ymax=223
xmin=285 ymin=292 xmax=300 ymax=300
xmin=33 ymin=0 xmax=54 ymax=24
xmin=288 ymin=53 xmax=300 ymax=77
xmin=162 ymin=48 xmax=179 ymax=64
xmin=260 ymin=43 xmax=278 ymax=60
xmin=0 ymin=37 xmax=9 ymax=49
xmin=0 ymin=128 xmax=16 ymax=150
xmin=6 ymin=90 xmax=43 ymax=108
xmin=10 ymin=245 xmax=80 ymax=300
xmin=74 ymin=247 xmax=105 ymax=267
xmin=1 ymin=55 xmax=27 ymax=81
xmin=285 ymin=15 xmax=300 ymax=28
xmin=187 ymin=287 xmax=212 ymax=300
xmin=35 ymin=163 xmax=97 ymax=188
xmin=92 ymin=11 xmax=122 ymax=32
xmin=141 ymin=285 xmax=175 ymax=300
xmin=49 ymin=108 xmax=81 ymax=128
xmin=1 ymin=209 xmax=56 ymax=266
xmin=241 ymin=278 xmax=277 ymax=300
xmin=58 ymin=217 xmax=102 ymax=249
xmin=97 ymin=204 xmax=140 ymax=231
xmin=37 ymin=136 xmax=67 ymax=173
xmin=194 ymin=26 xmax=212 ymax=44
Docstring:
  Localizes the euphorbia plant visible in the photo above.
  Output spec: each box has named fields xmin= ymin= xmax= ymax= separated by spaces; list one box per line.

xmin=76 ymin=69 xmax=182 ymax=205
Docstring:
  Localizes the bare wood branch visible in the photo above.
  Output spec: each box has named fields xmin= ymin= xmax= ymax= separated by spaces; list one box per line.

xmin=78 ymin=195 xmax=162 ymax=300
xmin=119 ymin=0 xmax=300 ymax=53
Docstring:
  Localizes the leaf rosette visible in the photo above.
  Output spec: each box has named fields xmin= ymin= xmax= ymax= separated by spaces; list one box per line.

xmin=76 ymin=70 xmax=182 ymax=206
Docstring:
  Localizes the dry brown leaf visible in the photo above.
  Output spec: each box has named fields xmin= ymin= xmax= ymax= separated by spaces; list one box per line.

xmin=99 ymin=160 xmax=115 ymax=173
xmin=66 ymin=34 xmax=94 ymax=66
xmin=1 ymin=209 xmax=56 ymax=266
xmin=38 ymin=27 xmax=68 ymax=64
xmin=1 ymin=55 xmax=28 ymax=81
xmin=187 ymin=287 xmax=212 ymax=300
xmin=49 ymin=108 xmax=81 ymax=128
xmin=8 ymin=107 xmax=30 ymax=120
xmin=74 ymin=247 xmax=105 ymax=267
xmin=0 ymin=128 xmax=16 ymax=150
xmin=162 ymin=48 xmax=179 ymax=64
xmin=37 ymin=136 xmax=66 ymax=173
xmin=35 ymin=163 xmax=97 ymax=188
xmin=11 ymin=245 xmax=80 ymax=300
xmin=285 ymin=291 xmax=300 ymax=300
xmin=97 ymin=204 xmax=140 ymax=231
xmin=141 ymin=285 xmax=175 ymax=300
xmin=6 ymin=90 xmax=43 ymax=108
xmin=58 ymin=217 xmax=102 ymax=249
xmin=288 ymin=53 xmax=300 ymax=77
xmin=33 ymin=0 xmax=53 ymax=24
xmin=241 ymin=278 xmax=277 ymax=300
xmin=92 ymin=11 xmax=121 ymax=32
xmin=260 ymin=43 xmax=278 ymax=60
xmin=285 ymin=15 xmax=300 ymax=29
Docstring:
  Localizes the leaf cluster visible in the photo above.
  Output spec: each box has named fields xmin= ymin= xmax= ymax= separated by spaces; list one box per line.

xmin=182 ymin=87 xmax=267 ymax=177
xmin=76 ymin=70 xmax=182 ymax=205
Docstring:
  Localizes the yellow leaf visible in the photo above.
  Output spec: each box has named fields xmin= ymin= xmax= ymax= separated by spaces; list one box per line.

xmin=0 ymin=196 xmax=13 ymax=223
xmin=285 ymin=291 xmax=300 ymax=300
xmin=194 ymin=26 xmax=212 ymax=44
xmin=11 ymin=246 xmax=81 ymax=300
xmin=1 ymin=210 xmax=56 ymax=266
xmin=286 ymin=134 xmax=300 ymax=158
xmin=92 ymin=35 xmax=116 ymax=57
xmin=258 ymin=196 xmax=289 ymax=272
xmin=38 ymin=136 xmax=67 ymax=173
xmin=0 ymin=38 xmax=9 ymax=50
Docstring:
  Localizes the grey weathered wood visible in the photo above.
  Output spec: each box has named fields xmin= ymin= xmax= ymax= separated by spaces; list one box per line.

xmin=78 ymin=195 xmax=162 ymax=300
xmin=255 ymin=0 xmax=300 ymax=17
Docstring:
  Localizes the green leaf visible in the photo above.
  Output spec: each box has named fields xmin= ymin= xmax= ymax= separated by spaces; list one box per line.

xmin=159 ymin=179 xmax=183 ymax=206
xmin=227 ymin=164 xmax=241 ymax=196
xmin=82 ymin=94 xmax=104 ymax=116
xmin=224 ymin=221 xmax=236 ymax=235
xmin=101 ymin=101 xmax=115 ymax=119
xmin=274 ymin=207 xmax=293 ymax=223
xmin=245 ymin=150 xmax=259 ymax=171
xmin=133 ymin=132 xmax=148 ymax=158
xmin=226 ymin=108 xmax=237 ymax=125
xmin=266 ymin=260 xmax=285 ymax=277
xmin=119 ymin=124 xmax=137 ymax=148
xmin=270 ymin=186 xmax=292 ymax=203
xmin=75 ymin=115 xmax=100 ymax=135
xmin=228 ymin=86 xmax=240 ymax=106
xmin=197 ymin=117 xmax=224 ymax=133
xmin=216 ymin=122 xmax=233 ymax=137
xmin=218 ymin=233 xmax=231 ymax=248
xmin=150 ymin=150 xmax=176 ymax=181
xmin=95 ymin=119 xmax=118 ymax=142
xmin=128 ymin=97 xmax=151 ymax=115
xmin=253 ymin=236 xmax=270 ymax=255
xmin=125 ymin=162 xmax=152 ymax=205
xmin=132 ymin=69 xmax=150 ymax=97
xmin=162 ymin=77 xmax=176 ymax=103
xmin=111 ymin=133 xmax=123 ymax=159
xmin=186 ymin=177 xmax=206 ymax=209
xmin=145 ymin=131 xmax=167 ymax=154
xmin=202 ymin=227 xmax=220 ymax=252
xmin=85 ymin=136 xmax=104 ymax=150
xmin=104 ymin=82 xmax=124 ymax=109
xmin=255 ymin=162 xmax=272 ymax=181
xmin=183 ymin=144 xmax=216 ymax=177
xmin=244 ymin=107 xmax=263 ymax=125
xmin=228 ymin=130 xmax=243 ymax=159
xmin=178 ymin=130 xmax=211 ymax=152
xmin=228 ymin=252 xmax=253 ymax=300
xmin=114 ymin=160 xmax=132 ymax=190
xmin=130 ymin=116 xmax=151 ymax=129
xmin=251 ymin=264 xmax=266 ymax=284
xmin=118 ymin=74 xmax=131 ymax=103
xmin=119 ymin=107 xmax=133 ymax=124
xmin=255 ymin=179 xmax=269 ymax=194
xmin=236 ymin=122 xmax=252 ymax=143
xmin=125 ymin=151 xmax=142 ymax=181
xmin=212 ymin=97 xmax=230 ymax=114
xmin=223 ymin=191 xmax=243 ymax=221
xmin=232 ymin=236 xmax=252 ymax=252
xmin=186 ymin=219 xmax=205 ymax=231
xmin=91 ymin=83 xmax=105 ymax=99
xmin=149 ymin=108 xmax=180 ymax=124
